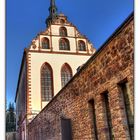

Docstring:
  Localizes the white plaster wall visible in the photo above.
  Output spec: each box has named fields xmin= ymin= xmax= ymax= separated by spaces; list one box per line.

xmin=16 ymin=59 xmax=27 ymax=140
xmin=65 ymin=26 xmax=75 ymax=36
xmin=51 ymin=36 xmax=59 ymax=51
xmin=51 ymin=25 xmax=59 ymax=35
xmin=26 ymin=20 xmax=96 ymax=111
xmin=16 ymin=59 xmax=26 ymax=123
xmin=29 ymin=52 xmax=92 ymax=110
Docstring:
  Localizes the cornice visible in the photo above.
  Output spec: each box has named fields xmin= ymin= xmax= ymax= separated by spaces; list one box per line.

xmin=26 ymin=49 xmax=92 ymax=56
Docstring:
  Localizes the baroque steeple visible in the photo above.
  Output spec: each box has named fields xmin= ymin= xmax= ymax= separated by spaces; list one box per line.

xmin=46 ymin=0 xmax=58 ymax=26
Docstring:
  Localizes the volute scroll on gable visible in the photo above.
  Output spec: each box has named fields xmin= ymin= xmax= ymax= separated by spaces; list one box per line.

xmin=28 ymin=37 xmax=40 ymax=51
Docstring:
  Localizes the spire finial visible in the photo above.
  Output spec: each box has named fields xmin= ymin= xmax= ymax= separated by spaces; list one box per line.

xmin=49 ymin=0 xmax=58 ymax=19
xmin=50 ymin=0 xmax=55 ymax=6
xmin=46 ymin=0 xmax=58 ymax=26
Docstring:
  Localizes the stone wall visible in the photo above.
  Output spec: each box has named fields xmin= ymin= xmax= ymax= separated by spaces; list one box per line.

xmin=28 ymin=14 xmax=134 ymax=140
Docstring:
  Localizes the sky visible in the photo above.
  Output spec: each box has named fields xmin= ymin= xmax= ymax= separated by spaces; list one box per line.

xmin=6 ymin=0 xmax=133 ymax=107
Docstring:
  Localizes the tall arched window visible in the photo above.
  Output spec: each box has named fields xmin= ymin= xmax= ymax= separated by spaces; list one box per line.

xmin=41 ymin=63 xmax=53 ymax=101
xmin=41 ymin=38 xmax=50 ymax=49
xmin=59 ymin=27 xmax=67 ymax=36
xmin=78 ymin=40 xmax=86 ymax=51
xmin=61 ymin=63 xmax=72 ymax=87
xmin=59 ymin=38 xmax=70 ymax=50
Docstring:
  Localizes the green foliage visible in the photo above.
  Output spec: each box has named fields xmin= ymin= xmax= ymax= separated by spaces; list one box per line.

xmin=6 ymin=102 xmax=16 ymax=132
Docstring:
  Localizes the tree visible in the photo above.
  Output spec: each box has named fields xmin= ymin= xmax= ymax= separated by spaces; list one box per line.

xmin=6 ymin=102 xmax=16 ymax=132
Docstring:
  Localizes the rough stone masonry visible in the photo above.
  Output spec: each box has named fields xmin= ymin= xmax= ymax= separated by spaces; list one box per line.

xmin=28 ymin=13 xmax=134 ymax=140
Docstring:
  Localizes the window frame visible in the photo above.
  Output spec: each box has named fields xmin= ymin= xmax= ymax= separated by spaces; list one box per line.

xmin=101 ymin=91 xmax=114 ymax=139
xmin=61 ymin=63 xmax=72 ymax=87
xmin=40 ymin=63 xmax=54 ymax=102
xmin=59 ymin=27 xmax=67 ymax=36
xmin=78 ymin=40 xmax=86 ymax=51
xmin=59 ymin=38 xmax=70 ymax=50
xmin=88 ymin=99 xmax=98 ymax=140
xmin=41 ymin=37 xmax=50 ymax=49
xmin=118 ymin=81 xmax=134 ymax=139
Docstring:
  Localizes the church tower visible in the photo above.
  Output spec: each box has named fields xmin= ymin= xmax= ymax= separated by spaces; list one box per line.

xmin=15 ymin=0 xmax=96 ymax=139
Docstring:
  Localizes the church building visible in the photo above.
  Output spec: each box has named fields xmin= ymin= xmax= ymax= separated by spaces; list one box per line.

xmin=28 ymin=13 xmax=134 ymax=140
xmin=15 ymin=0 xmax=95 ymax=139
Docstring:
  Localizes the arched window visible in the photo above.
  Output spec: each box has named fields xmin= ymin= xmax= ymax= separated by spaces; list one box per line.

xmin=41 ymin=38 xmax=50 ymax=49
xmin=41 ymin=63 xmax=53 ymax=101
xmin=59 ymin=27 xmax=67 ymax=36
xmin=78 ymin=40 xmax=86 ymax=51
xmin=61 ymin=63 xmax=72 ymax=87
xmin=59 ymin=38 xmax=70 ymax=50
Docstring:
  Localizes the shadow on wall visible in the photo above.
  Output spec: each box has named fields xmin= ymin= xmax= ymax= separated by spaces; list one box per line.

xmin=6 ymin=132 xmax=16 ymax=140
